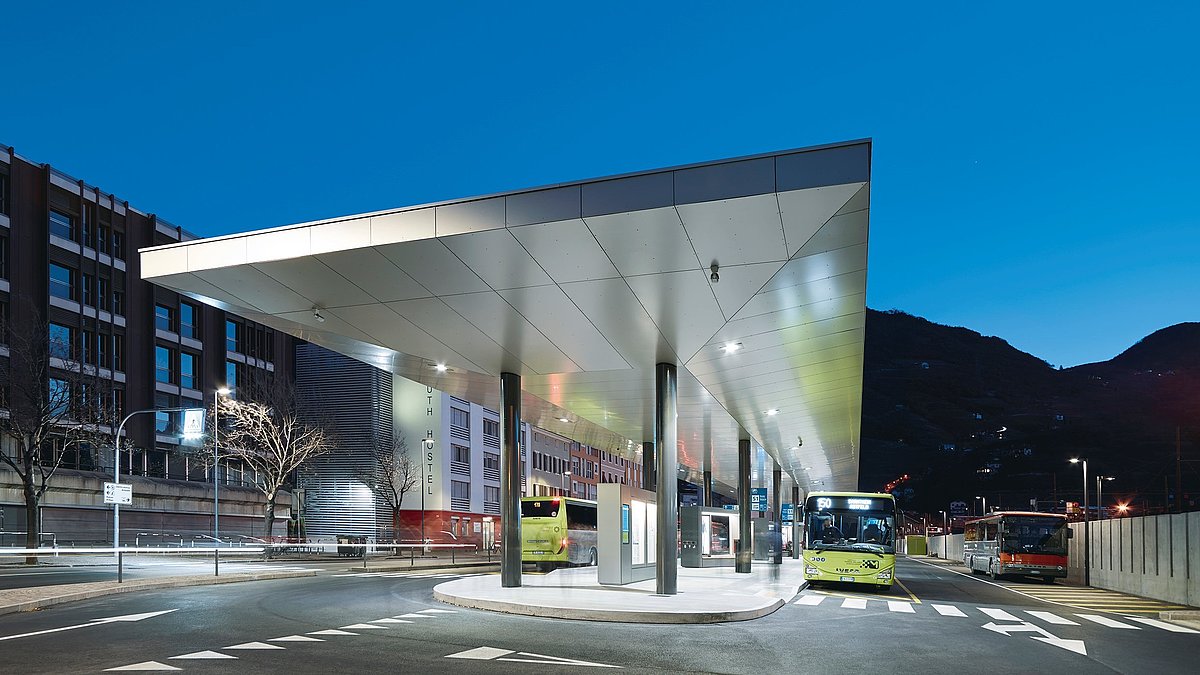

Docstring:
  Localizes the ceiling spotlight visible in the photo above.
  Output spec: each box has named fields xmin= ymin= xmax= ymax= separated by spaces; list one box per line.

xmin=435 ymin=363 xmax=448 ymax=373
xmin=710 ymin=263 xmax=720 ymax=283
xmin=764 ymin=408 xmax=780 ymax=416
xmin=312 ymin=307 xmax=326 ymax=323
xmin=721 ymin=342 xmax=742 ymax=354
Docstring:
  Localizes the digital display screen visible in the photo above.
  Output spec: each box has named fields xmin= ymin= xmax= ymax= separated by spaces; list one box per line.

xmin=807 ymin=496 xmax=892 ymax=513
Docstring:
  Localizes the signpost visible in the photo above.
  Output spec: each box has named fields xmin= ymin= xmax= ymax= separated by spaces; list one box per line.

xmin=781 ymin=503 xmax=793 ymax=523
xmin=751 ymin=487 xmax=767 ymax=512
xmin=103 ymin=483 xmax=132 ymax=505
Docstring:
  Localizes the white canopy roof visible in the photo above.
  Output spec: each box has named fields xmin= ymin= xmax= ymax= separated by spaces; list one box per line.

xmin=141 ymin=140 xmax=871 ymax=499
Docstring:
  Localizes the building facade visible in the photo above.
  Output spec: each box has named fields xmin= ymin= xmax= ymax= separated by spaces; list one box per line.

xmin=0 ymin=144 xmax=294 ymax=542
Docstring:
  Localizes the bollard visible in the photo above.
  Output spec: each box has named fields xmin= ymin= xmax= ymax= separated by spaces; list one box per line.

xmin=410 ymin=545 xmax=415 ymax=567
xmin=118 ymin=550 xmax=124 ymax=583
xmin=214 ymin=548 xmax=220 ymax=577
xmin=452 ymin=546 xmax=456 ymax=564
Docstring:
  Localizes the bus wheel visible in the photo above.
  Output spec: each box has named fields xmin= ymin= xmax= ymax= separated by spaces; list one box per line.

xmin=1040 ymin=576 xmax=1056 ymax=584
xmin=589 ymin=548 xmax=598 ymax=566
xmin=989 ymin=560 xmax=1001 ymax=581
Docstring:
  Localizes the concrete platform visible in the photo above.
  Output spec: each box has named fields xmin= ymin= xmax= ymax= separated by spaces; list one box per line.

xmin=434 ymin=558 xmax=806 ymax=623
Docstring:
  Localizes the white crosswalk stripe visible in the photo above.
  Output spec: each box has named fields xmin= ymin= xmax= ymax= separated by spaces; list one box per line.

xmin=841 ymin=598 xmax=867 ymax=609
xmin=1026 ymin=611 xmax=1078 ymax=625
xmin=1076 ymin=614 xmax=1140 ymax=629
xmin=1123 ymin=616 xmax=1200 ymax=634
xmin=887 ymin=601 xmax=915 ymax=613
xmin=931 ymin=604 xmax=966 ymax=617
xmin=979 ymin=607 xmax=1021 ymax=622
xmin=794 ymin=595 xmax=825 ymax=606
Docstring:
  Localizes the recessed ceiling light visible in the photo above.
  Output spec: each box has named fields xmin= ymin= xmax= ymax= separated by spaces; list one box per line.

xmin=765 ymin=408 xmax=780 ymax=416
xmin=721 ymin=342 xmax=742 ymax=354
xmin=435 ymin=363 xmax=448 ymax=373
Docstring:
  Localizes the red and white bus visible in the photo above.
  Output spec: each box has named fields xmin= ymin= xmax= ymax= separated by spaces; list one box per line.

xmin=963 ymin=511 xmax=1071 ymax=583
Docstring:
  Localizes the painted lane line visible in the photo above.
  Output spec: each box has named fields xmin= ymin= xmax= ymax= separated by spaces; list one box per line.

xmin=418 ymin=609 xmax=457 ymax=614
xmin=887 ymin=601 xmax=915 ymax=613
xmin=1026 ymin=611 xmax=1078 ymax=625
xmin=371 ymin=618 xmax=413 ymax=624
xmin=104 ymin=662 xmax=182 ymax=671
xmin=841 ymin=598 xmax=868 ymax=609
xmin=270 ymin=635 xmax=324 ymax=642
xmin=979 ymin=607 xmax=1022 ymax=622
xmin=794 ymin=595 xmax=825 ymax=606
xmin=0 ymin=609 xmax=179 ymax=643
xmin=448 ymin=647 xmax=517 ymax=660
xmin=1123 ymin=616 xmax=1200 ymax=634
xmin=931 ymin=604 xmax=967 ymax=617
xmin=906 ymin=558 xmax=1095 ymax=613
xmin=395 ymin=613 xmax=435 ymax=619
xmin=1076 ymin=614 xmax=1140 ymax=629
xmin=342 ymin=623 xmax=388 ymax=629
xmin=308 ymin=629 xmax=359 ymax=635
xmin=225 ymin=642 xmax=286 ymax=650
xmin=170 ymin=650 xmax=237 ymax=660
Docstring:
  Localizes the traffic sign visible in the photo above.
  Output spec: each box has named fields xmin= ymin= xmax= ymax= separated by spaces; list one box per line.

xmin=104 ymin=482 xmax=132 ymax=505
xmin=781 ymin=503 xmax=794 ymax=523
xmin=751 ymin=487 xmax=767 ymax=512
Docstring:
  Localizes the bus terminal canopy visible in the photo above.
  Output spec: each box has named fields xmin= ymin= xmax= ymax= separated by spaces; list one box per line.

xmin=141 ymin=140 xmax=871 ymax=498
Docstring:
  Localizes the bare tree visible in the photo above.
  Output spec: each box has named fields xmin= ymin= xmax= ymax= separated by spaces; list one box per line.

xmin=357 ymin=434 xmax=419 ymax=542
xmin=210 ymin=383 xmax=336 ymax=538
xmin=0 ymin=306 xmax=115 ymax=561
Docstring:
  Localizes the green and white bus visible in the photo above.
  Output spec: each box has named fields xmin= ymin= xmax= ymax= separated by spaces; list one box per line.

xmin=520 ymin=496 xmax=598 ymax=570
xmin=802 ymin=491 xmax=897 ymax=590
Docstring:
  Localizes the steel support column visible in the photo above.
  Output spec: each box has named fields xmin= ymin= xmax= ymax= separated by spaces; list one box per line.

xmin=792 ymin=485 xmax=801 ymax=559
xmin=500 ymin=372 xmax=522 ymax=588
xmin=655 ymin=363 xmax=678 ymax=595
xmin=642 ymin=441 xmax=655 ymax=490
xmin=703 ymin=470 xmax=713 ymax=507
xmin=736 ymin=438 xmax=752 ymax=573
xmin=772 ymin=464 xmax=783 ymax=564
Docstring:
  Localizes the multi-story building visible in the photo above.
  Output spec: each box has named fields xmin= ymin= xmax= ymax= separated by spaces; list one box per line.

xmin=0 ymin=143 xmax=294 ymax=541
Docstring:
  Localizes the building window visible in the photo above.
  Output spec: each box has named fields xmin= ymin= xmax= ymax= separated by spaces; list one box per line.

xmin=180 ymin=352 xmax=197 ymax=390
xmin=485 ymin=485 xmax=500 ymax=506
xmin=49 ymin=378 xmax=70 ymax=416
xmin=483 ymin=419 xmax=499 ymax=437
xmin=0 ymin=237 xmax=7 ymax=279
xmin=83 ymin=329 xmax=97 ymax=365
xmin=98 ymin=278 xmax=110 ymax=312
xmin=98 ymin=223 xmax=111 ymax=255
xmin=155 ymin=304 xmax=174 ymax=332
xmin=226 ymin=360 xmax=237 ymax=390
xmin=451 ymin=480 xmax=470 ymax=500
xmin=49 ymin=322 xmax=73 ymax=359
xmin=112 ymin=230 xmax=125 ymax=261
xmin=49 ymin=209 xmax=74 ymax=241
xmin=98 ymin=332 xmax=110 ymax=368
xmin=112 ymin=289 xmax=125 ymax=316
xmin=452 ymin=444 xmax=470 ymax=464
xmin=450 ymin=407 xmax=469 ymax=429
xmin=0 ymin=171 xmax=8 ymax=215
xmin=226 ymin=319 xmax=239 ymax=352
xmin=49 ymin=263 xmax=75 ymax=300
xmin=155 ymin=393 xmax=173 ymax=434
xmin=82 ymin=274 xmax=96 ymax=307
xmin=155 ymin=346 xmax=174 ymax=384
xmin=180 ymin=302 xmax=197 ymax=339
xmin=483 ymin=453 xmax=500 ymax=471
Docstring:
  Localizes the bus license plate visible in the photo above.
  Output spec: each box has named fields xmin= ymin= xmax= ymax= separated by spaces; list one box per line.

xmin=530 ymin=551 xmax=545 ymax=555
xmin=840 ymin=576 xmax=855 ymax=582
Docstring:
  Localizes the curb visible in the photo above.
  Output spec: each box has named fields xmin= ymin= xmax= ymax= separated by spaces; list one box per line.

xmin=432 ymin=587 xmax=784 ymax=624
xmin=0 ymin=570 xmax=316 ymax=617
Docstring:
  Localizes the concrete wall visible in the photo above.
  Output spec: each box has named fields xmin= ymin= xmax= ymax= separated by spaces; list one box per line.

xmin=1 ymin=467 xmax=291 ymax=545
xmin=1067 ymin=513 xmax=1199 ymax=607
xmin=926 ymin=533 xmax=964 ymax=562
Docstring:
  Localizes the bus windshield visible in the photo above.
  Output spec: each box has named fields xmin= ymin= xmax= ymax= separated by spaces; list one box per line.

xmin=521 ymin=500 xmax=561 ymax=518
xmin=1001 ymin=517 xmax=1068 ymax=555
xmin=805 ymin=496 xmax=896 ymax=553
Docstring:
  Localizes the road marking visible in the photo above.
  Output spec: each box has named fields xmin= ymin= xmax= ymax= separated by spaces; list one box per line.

xmin=841 ymin=598 xmax=867 ymax=609
xmin=1123 ymin=616 xmax=1200 ymax=633
xmin=104 ymin=661 xmax=182 ymax=671
xmin=981 ymin=621 xmax=1088 ymax=656
xmin=419 ymin=608 xmax=457 ymax=613
xmin=225 ymin=642 xmax=285 ymax=650
xmin=309 ymin=629 xmax=358 ymax=635
xmin=170 ymin=650 xmax=237 ymax=660
xmin=447 ymin=645 xmax=621 ymax=668
xmin=370 ymin=618 xmax=413 ymax=624
xmin=270 ymin=635 xmax=324 ymax=642
xmin=794 ymin=595 xmax=825 ymax=605
xmin=341 ymin=623 xmax=388 ymax=629
xmin=979 ymin=607 xmax=1021 ymax=622
xmin=887 ymin=601 xmax=915 ymax=613
xmin=1026 ymin=611 xmax=1078 ymax=625
xmin=894 ymin=578 xmax=921 ymax=604
xmin=1076 ymin=614 xmax=1140 ymax=629
xmin=931 ymin=604 xmax=966 ymax=617
xmin=395 ymin=613 xmax=435 ymax=619
xmin=0 ymin=609 xmax=178 ymax=642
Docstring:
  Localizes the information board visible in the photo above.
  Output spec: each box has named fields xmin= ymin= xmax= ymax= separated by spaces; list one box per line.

xmin=781 ymin=503 xmax=793 ymax=523
xmin=103 ymin=482 xmax=132 ymax=505
xmin=751 ymin=487 xmax=767 ymax=512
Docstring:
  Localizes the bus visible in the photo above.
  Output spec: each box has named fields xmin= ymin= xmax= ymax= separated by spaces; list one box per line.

xmin=520 ymin=496 xmax=598 ymax=570
xmin=802 ymin=491 xmax=897 ymax=590
xmin=963 ymin=511 xmax=1070 ymax=583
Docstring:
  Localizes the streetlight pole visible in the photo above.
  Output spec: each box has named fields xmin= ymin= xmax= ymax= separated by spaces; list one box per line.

xmin=975 ymin=495 xmax=987 ymax=516
xmin=213 ymin=388 xmax=230 ymax=547
xmin=1071 ymin=458 xmax=1089 ymax=586
xmin=1096 ymin=476 xmax=1114 ymax=520
xmin=939 ymin=510 xmax=948 ymax=559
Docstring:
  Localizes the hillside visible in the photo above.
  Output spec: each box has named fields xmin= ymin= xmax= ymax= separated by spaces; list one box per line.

xmin=860 ymin=310 xmax=1198 ymax=515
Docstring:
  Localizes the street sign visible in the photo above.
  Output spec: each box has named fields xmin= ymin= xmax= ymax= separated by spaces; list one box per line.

xmin=751 ymin=487 xmax=767 ymax=512
xmin=104 ymin=482 xmax=132 ymax=505
xmin=781 ymin=503 xmax=794 ymax=523
xmin=181 ymin=408 xmax=206 ymax=438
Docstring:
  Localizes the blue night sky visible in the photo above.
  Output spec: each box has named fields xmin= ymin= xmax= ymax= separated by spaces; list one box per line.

xmin=3 ymin=3 xmax=1196 ymax=368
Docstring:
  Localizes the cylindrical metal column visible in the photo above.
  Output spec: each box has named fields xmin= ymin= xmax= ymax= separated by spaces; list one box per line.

xmin=772 ymin=464 xmax=783 ymax=564
xmin=792 ymin=485 xmax=802 ymax=559
xmin=736 ymin=438 xmax=752 ymax=573
xmin=642 ymin=441 xmax=656 ymax=490
xmin=703 ymin=470 xmax=713 ymax=507
xmin=655 ymin=363 xmax=678 ymax=595
xmin=500 ymin=372 xmax=522 ymax=588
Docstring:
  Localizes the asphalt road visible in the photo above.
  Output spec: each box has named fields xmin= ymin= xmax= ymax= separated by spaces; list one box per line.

xmin=0 ymin=557 xmax=1193 ymax=674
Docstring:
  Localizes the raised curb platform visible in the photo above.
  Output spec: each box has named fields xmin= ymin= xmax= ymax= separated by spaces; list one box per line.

xmin=434 ymin=559 xmax=805 ymax=624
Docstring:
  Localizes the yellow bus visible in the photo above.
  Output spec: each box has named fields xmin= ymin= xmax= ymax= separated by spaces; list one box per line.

xmin=802 ymin=491 xmax=897 ymax=590
xmin=520 ymin=496 xmax=598 ymax=571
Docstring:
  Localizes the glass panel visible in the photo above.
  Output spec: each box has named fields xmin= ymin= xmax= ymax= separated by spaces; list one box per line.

xmin=631 ymin=499 xmax=646 ymax=565
xmin=155 ymin=304 xmax=173 ymax=332
xmin=226 ymin=320 xmax=238 ymax=352
xmin=49 ymin=210 xmax=73 ymax=240
xmin=49 ymin=322 xmax=72 ymax=359
xmin=180 ymin=352 xmax=196 ymax=389
xmin=225 ymin=360 xmax=237 ymax=389
xmin=179 ymin=303 xmax=196 ymax=338
xmin=521 ymin=499 xmax=560 ymax=518
xmin=155 ymin=346 xmax=172 ymax=383
xmin=49 ymin=263 xmax=74 ymax=300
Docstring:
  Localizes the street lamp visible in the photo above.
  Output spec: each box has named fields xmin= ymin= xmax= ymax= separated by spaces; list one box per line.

xmin=214 ymin=387 xmax=231 ymax=547
xmin=975 ymin=495 xmax=987 ymax=516
xmin=422 ymin=438 xmax=435 ymax=552
xmin=1096 ymin=476 xmax=1115 ymax=520
xmin=1070 ymin=458 xmax=1089 ymax=586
